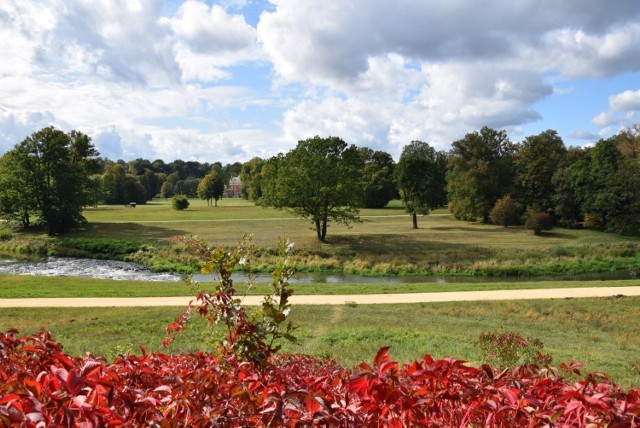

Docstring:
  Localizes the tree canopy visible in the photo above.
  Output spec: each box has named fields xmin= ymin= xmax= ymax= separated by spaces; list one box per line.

xmin=197 ymin=171 xmax=225 ymax=206
xmin=0 ymin=127 xmax=99 ymax=234
xmin=447 ymin=127 xmax=516 ymax=222
xmin=360 ymin=148 xmax=397 ymax=208
xmin=261 ymin=136 xmax=365 ymax=242
xmin=394 ymin=141 xmax=447 ymax=229
xmin=513 ymin=130 xmax=566 ymax=213
xmin=239 ymin=157 xmax=265 ymax=202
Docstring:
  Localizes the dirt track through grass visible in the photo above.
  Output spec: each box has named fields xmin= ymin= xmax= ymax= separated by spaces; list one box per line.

xmin=2 ymin=285 xmax=639 ymax=307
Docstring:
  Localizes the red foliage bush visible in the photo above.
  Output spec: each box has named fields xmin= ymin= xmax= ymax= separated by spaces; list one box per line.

xmin=2 ymin=330 xmax=639 ymax=427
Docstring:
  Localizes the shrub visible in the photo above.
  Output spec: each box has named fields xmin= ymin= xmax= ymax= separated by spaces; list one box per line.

xmin=171 ymin=194 xmax=189 ymax=210
xmin=477 ymin=330 xmax=551 ymax=368
xmin=0 ymin=230 xmax=12 ymax=241
xmin=584 ymin=212 xmax=605 ymax=230
xmin=489 ymin=195 xmax=523 ymax=227
xmin=525 ymin=211 xmax=553 ymax=235
xmin=1 ymin=332 xmax=638 ymax=426
xmin=164 ymin=234 xmax=297 ymax=363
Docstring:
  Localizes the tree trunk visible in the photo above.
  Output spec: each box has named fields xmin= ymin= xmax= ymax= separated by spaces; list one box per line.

xmin=321 ymin=218 xmax=327 ymax=241
xmin=315 ymin=219 xmax=324 ymax=241
xmin=412 ymin=212 xmax=418 ymax=229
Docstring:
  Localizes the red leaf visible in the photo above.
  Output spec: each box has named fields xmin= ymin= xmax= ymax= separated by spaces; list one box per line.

xmin=65 ymin=370 xmax=85 ymax=395
xmin=80 ymin=361 xmax=103 ymax=378
xmin=373 ymin=346 xmax=391 ymax=368
xmin=501 ymin=388 xmax=520 ymax=407
xmin=23 ymin=377 xmax=42 ymax=396
xmin=348 ymin=375 xmax=369 ymax=396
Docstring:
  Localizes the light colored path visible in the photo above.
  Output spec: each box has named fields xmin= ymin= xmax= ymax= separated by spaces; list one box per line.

xmin=1 ymin=286 xmax=639 ymax=307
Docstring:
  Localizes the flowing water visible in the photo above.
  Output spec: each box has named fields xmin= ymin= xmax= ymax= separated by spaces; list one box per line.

xmin=0 ymin=257 xmax=632 ymax=283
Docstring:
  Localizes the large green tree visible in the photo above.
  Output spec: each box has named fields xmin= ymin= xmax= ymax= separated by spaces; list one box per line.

xmin=197 ymin=171 xmax=224 ymax=206
xmin=0 ymin=127 xmax=99 ymax=234
xmin=513 ymin=130 xmax=566 ymax=213
xmin=261 ymin=136 xmax=365 ymax=242
xmin=394 ymin=141 xmax=447 ymax=229
xmin=551 ymin=147 xmax=588 ymax=228
xmin=447 ymin=126 xmax=516 ymax=222
xmin=239 ymin=157 xmax=265 ymax=201
xmin=359 ymin=148 xmax=397 ymax=208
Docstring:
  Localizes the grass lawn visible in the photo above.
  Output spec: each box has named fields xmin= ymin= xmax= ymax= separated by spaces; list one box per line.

xmin=2 ymin=296 xmax=639 ymax=388
xmin=76 ymin=198 xmax=636 ymax=247
xmin=3 ymin=198 xmax=638 ymax=277
xmin=0 ymin=273 xmax=638 ymax=298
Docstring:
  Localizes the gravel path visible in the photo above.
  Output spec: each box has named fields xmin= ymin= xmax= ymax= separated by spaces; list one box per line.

xmin=1 ymin=286 xmax=639 ymax=307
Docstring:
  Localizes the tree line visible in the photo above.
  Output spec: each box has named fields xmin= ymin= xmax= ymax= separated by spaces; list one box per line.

xmin=0 ymin=125 xmax=638 ymax=238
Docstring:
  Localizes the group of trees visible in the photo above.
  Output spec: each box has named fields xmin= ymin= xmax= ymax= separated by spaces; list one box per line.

xmin=259 ymin=126 xmax=639 ymax=240
xmin=1 ymin=125 xmax=638 ymax=239
xmin=0 ymin=127 xmax=99 ymax=234
xmin=447 ymin=126 xmax=640 ymax=234
xmin=98 ymin=158 xmax=242 ymax=205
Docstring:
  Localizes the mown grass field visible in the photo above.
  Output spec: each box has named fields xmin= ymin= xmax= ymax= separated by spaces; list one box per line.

xmin=1 ymin=297 xmax=639 ymax=387
xmin=56 ymin=198 xmax=639 ymax=276
xmin=0 ymin=273 xmax=638 ymax=298
xmin=76 ymin=198 xmax=636 ymax=248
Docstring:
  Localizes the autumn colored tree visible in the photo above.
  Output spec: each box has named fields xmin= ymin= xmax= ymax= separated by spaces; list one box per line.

xmin=489 ymin=195 xmax=523 ymax=227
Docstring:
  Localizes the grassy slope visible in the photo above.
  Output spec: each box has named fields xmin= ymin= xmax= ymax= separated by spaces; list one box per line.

xmin=2 ymin=297 xmax=638 ymax=387
xmin=0 ymin=273 xmax=638 ymax=298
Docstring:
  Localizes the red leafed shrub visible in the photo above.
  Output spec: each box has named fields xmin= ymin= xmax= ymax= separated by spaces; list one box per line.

xmin=2 ymin=330 xmax=639 ymax=427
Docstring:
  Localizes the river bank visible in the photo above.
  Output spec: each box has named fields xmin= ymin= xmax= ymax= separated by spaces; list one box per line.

xmin=1 ymin=231 xmax=639 ymax=278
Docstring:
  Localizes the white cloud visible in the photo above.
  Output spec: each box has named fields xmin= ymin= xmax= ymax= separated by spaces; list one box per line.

xmin=170 ymin=1 xmax=256 ymax=54
xmin=0 ymin=108 xmax=57 ymax=152
xmin=592 ymin=89 xmax=640 ymax=131
xmin=1 ymin=0 xmax=640 ymax=162
xmin=610 ymin=89 xmax=640 ymax=111
xmin=542 ymin=24 xmax=640 ymax=78
xmin=260 ymin=0 xmax=638 ymax=156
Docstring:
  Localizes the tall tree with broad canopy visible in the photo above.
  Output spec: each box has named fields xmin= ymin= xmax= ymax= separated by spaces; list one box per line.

xmin=197 ymin=171 xmax=224 ymax=206
xmin=394 ymin=141 xmax=447 ymax=229
xmin=0 ymin=127 xmax=99 ymax=234
xmin=239 ymin=157 xmax=265 ymax=202
xmin=447 ymin=126 xmax=516 ymax=223
xmin=359 ymin=148 xmax=397 ymax=208
xmin=513 ymin=129 xmax=566 ymax=213
xmin=261 ymin=136 xmax=365 ymax=242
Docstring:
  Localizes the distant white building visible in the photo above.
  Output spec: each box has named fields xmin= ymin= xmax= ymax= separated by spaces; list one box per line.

xmin=228 ymin=176 xmax=242 ymax=197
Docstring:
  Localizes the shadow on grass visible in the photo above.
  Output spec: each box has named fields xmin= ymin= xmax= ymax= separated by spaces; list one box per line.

xmin=324 ymin=234 xmax=494 ymax=259
xmin=71 ymin=222 xmax=187 ymax=242
xmin=430 ymin=225 xmax=521 ymax=233
xmin=534 ymin=231 xmax=577 ymax=239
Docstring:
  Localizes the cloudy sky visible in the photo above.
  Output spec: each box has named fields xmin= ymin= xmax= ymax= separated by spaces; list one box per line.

xmin=1 ymin=0 xmax=639 ymax=163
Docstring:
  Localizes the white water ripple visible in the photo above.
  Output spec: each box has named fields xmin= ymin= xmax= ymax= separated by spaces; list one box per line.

xmin=0 ymin=257 xmax=181 ymax=282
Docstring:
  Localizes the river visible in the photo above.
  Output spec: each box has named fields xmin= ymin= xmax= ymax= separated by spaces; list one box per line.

xmin=0 ymin=257 xmax=632 ymax=284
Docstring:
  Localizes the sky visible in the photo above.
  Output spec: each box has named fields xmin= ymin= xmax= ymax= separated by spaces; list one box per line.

xmin=1 ymin=0 xmax=639 ymax=163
